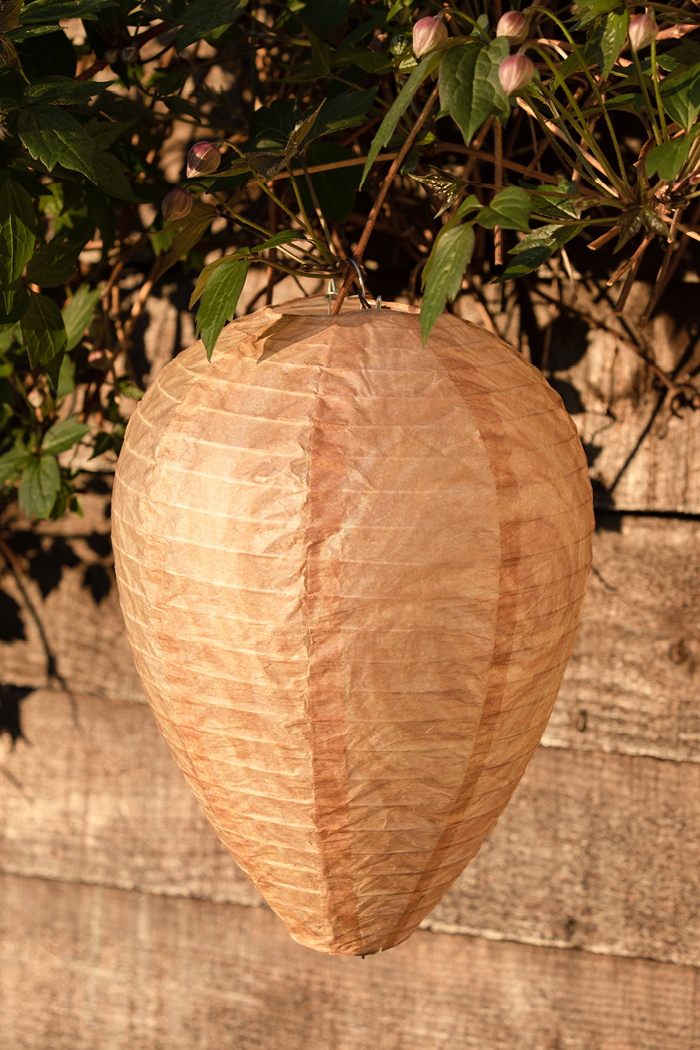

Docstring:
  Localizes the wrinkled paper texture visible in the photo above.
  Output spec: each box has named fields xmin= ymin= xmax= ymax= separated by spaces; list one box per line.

xmin=112 ymin=298 xmax=594 ymax=955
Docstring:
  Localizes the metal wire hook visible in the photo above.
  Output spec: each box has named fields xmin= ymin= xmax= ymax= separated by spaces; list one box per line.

xmin=326 ymin=261 xmax=382 ymax=312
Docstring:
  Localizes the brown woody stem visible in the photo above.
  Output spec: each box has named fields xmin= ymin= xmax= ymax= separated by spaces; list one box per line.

xmin=331 ymin=82 xmax=440 ymax=316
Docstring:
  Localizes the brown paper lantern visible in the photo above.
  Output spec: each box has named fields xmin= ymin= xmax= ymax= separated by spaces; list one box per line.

xmin=112 ymin=296 xmax=593 ymax=956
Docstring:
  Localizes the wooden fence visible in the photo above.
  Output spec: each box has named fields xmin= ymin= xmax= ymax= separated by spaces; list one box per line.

xmin=1 ymin=281 xmax=699 ymax=1048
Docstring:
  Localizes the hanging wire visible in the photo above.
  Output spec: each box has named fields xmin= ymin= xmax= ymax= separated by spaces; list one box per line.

xmin=326 ymin=261 xmax=382 ymax=312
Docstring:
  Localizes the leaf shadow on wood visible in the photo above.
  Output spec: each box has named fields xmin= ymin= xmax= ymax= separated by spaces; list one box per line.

xmin=0 ymin=589 xmax=26 ymax=642
xmin=0 ymin=684 xmax=34 ymax=747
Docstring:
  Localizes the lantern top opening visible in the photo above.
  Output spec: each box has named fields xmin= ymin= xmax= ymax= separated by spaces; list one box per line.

xmin=277 ymin=294 xmax=419 ymax=318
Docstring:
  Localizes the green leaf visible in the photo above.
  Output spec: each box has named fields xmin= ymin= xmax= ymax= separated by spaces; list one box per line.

xmin=248 ymin=100 xmax=298 ymax=148
xmin=254 ymin=230 xmax=303 ymax=252
xmin=589 ymin=11 xmax=626 ymax=80
xmin=154 ymin=205 xmax=217 ymax=280
xmin=118 ymin=379 xmax=144 ymax=401
xmin=42 ymin=415 xmax=91 ymax=455
xmin=298 ymin=141 xmax=361 ymax=223
xmin=20 ymin=0 xmax=116 ymax=20
xmin=18 ymin=454 xmax=60 ymax=519
xmin=0 ymin=280 xmax=30 ymax=331
xmin=332 ymin=46 xmax=393 ymax=74
xmin=408 ymin=167 xmax=464 ymax=218
xmin=84 ymin=116 xmax=138 ymax=150
xmin=18 ymin=105 xmax=96 ymax=180
xmin=196 ymin=257 xmax=249 ymax=360
xmin=646 ymin=137 xmax=693 ymax=182
xmin=297 ymin=0 xmax=350 ymax=36
xmin=660 ymin=63 xmax=700 ymax=133
xmin=495 ymin=222 xmax=584 ymax=282
xmin=0 ymin=446 xmax=32 ymax=486
xmin=176 ymin=0 xmax=248 ymax=53
xmin=0 ymin=176 xmax=36 ymax=293
xmin=360 ymin=51 xmax=442 ymax=187
xmin=439 ymin=37 xmax=510 ymax=146
xmin=496 ymin=244 xmax=555 ymax=282
xmin=309 ymin=88 xmax=377 ymax=139
xmin=62 ymin=283 xmax=101 ymax=350
xmin=0 ymin=0 xmax=22 ymax=33
xmin=24 ymin=75 xmax=112 ymax=105
xmin=92 ymin=149 xmax=144 ymax=202
xmin=26 ymin=236 xmax=88 ymax=287
xmin=0 ymin=29 xmax=27 ymax=79
xmin=420 ymin=223 xmax=475 ymax=343
xmin=188 ymin=252 xmax=248 ymax=309
xmin=55 ymin=352 xmax=74 ymax=398
xmin=285 ymin=102 xmax=324 ymax=165
xmin=476 ymin=186 xmax=532 ymax=231
xmin=20 ymin=293 xmax=67 ymax=386
xmin=525 ymin=178 xmax=581 ymax=220
xmin=163 ymin=95 xmax=200 ymax=120
xmin=572 ymin=0 xmax=622 ymax=28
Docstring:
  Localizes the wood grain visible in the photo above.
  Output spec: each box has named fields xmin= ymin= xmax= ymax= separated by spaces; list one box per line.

xmin=1 ymin=872 xmax=697 ymax=1050
xmin=460 ymin=277 xmax=700 ymax=515
xmin=5 ymin=689 xmax=700 ymax=965
xmin=545 ymin=514 xmax=700 ymax=762
xmin=0 ymin=692 xmax=260 ymax=907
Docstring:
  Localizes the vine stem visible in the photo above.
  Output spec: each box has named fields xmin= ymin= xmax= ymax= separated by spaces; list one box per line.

xmin=494 ymin=120 xmax=503 ymax=268
xmin=331 ymin=82 xmax=440 ymax=316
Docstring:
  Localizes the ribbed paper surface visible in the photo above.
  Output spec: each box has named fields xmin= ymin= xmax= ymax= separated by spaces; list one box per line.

xmin=112 ymin=298 xmax=593 ymax=955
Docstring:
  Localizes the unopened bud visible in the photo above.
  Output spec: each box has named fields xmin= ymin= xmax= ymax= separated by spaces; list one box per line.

xmin=496 ymin=11 xmax=528 ymax=45
xmin=628 ymin=13 xmax=658 ymax=51
xmin=412 ymin=16 xmax=449 ymax=58
xmin=162 ymin=188 xmax=193 ymax=222
xmin=121 ymin=46 xmax=139 ymax=64
xmin=186 ymin=141 xmax=221 ymax=179
xmin=499 ymin=53 xmax=535 ymax=93
xmin=104 ymin=48 xmax=119 ymax=64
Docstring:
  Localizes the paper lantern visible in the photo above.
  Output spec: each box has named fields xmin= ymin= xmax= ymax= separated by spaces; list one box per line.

xmin=112 ymin=296 xmax=593 ymax=956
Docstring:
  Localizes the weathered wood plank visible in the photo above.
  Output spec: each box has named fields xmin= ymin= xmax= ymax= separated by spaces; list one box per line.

xmin=460 ymin=276 xmax=700 ymax=514
xmin=5 ymin=691 xmax=700 ymax=966
xmin=3 ymin=512 xmax=698 ymax=763
xmin=427 ymin=745 xmax=700 ymax=967
xmin=0 ymin=493 xmax=143 ymax=703
xmin=544 ymin=514 xmax=700 ymax=762
xmin=1 ymin=872 xmax=697 ymax=1050
xmin=0 ymin=692 xmax=260 ymax=907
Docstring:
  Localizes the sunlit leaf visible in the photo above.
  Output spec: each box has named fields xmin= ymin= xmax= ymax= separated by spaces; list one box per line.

xmin=42 ymin=415 xmax=91 ymax=455
xmin=660 ymin=62 xmax=700 ymax=133
xmin=196 ymin=257 xmax=249 ymax=360
xmin=18 ymin=454 xmax=60 ymax=519
xmin=0 ymin=447 xmax=32 ymax=487
xmin=361 ymin=51 xmax=442 ymax=187
xmin=420 ymin=223 xmax=475 ymax=343
xmin=62 ymin=283 xmax=101 ymax=350
xmin=476 ymin=186 xmax=532 ymax=231
xmin=439 ymin=37 xmax=510 ymax=146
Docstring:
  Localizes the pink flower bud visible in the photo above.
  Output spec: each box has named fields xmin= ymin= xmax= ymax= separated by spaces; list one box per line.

xmin=412 ymin=16 xmax=449 ymax=58
xmin=121 ymin=46 xmax=139 ymax=64
xmin=498 ymin=53 xmax=535 ymax=93
xmin=186 ymin=141 xmax=221 ymax=179
xmin=628 ymin=13 xmax=658 ymax=51
xmin=162 ymin=188 xmax=193 ymax=222
xmin=496 ymin=11 xmax=528 ymax=45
